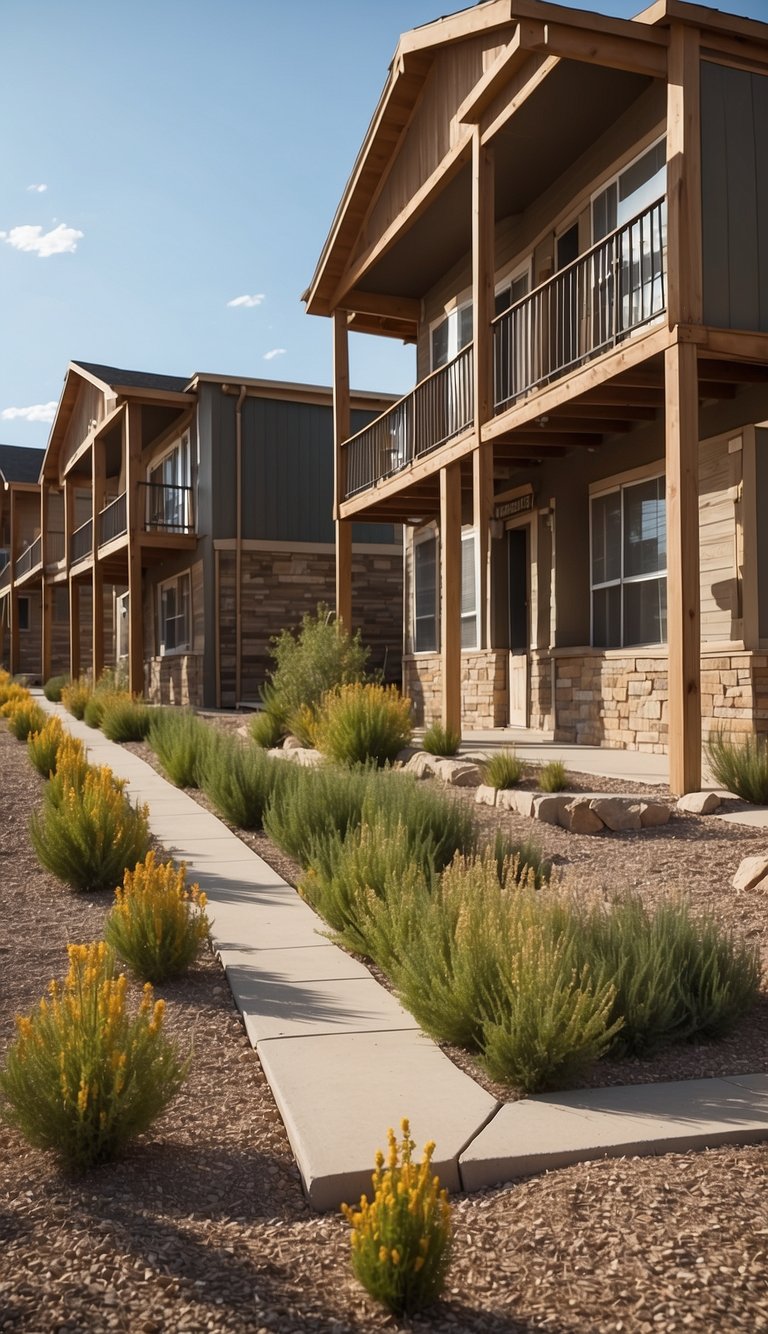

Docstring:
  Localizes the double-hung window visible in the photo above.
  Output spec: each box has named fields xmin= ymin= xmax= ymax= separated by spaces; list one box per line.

xmin=431 ymin=301 xmax=473 ymax=371
xmin=413 ymin=531 xmax=438 ymax=653
xmin=591 ymin=473 xmax=667 ymax=648
xmin=159 ymin=572 xmax=191 ymax=654
xmin=148 ymin=431 xmax=192 ymax=532
xmin=461 ymin=529 xmax=478 ymax=649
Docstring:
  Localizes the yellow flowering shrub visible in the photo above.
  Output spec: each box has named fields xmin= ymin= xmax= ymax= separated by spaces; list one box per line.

xmin=0 ymin=942 xmax=186 ymax=1171
xmin=31 ymin=763 xmax=150 ymax=892
xmin=27 ymin=715 xmax=65 ymax=777
xmin=4 ymin=696 xmax=46 ymax=741
xmin=61 ymin=677 xmax=92 ymax=720
xmin=0 ymin=681 xmax=30 ymax=711
xmin=313 ymin=682 xmax=413 ymax=767
xmin=46 ymin=734 xmax=90 ymax=804
xmin=341 ymin=1119 xmax=452 ymax=1315
xmin=105 ymin=851 xmax=210 ymax=983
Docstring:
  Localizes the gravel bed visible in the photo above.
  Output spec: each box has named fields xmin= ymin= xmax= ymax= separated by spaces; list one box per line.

xmin=1 ymin=722 xmax=767 ymax=1332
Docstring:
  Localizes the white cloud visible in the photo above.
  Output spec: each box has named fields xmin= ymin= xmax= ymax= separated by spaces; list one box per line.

xmin=0 ymin=223 xmax=83 ymax=258
xmin=226 ymin=293 xmax=265 ymax=308
xmin=263 ymin=348 xmax=286 ymax=361
xmin=1 ymin=401 xmax=57 ymax=424
xmin=27 ymin=183 xmax=47 ymax=193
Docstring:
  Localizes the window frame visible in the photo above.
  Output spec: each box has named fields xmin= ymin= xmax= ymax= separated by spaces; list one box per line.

xmin=590 ymin=134 xmax=667 ymax=242
xmin=589 ymin=465 xmax=667 ymax=650
xmin=412 ymin=526 xmax=439 ymax=655
xmin=158 ymin=571 xmax=192 ymax=657
xmin=147 ymin=430 xmax=192 ymax=532
xmin=460 ymin=527 xmax=479 ymax=651
xmin=429 ymin=291 xmax=473 ymax=372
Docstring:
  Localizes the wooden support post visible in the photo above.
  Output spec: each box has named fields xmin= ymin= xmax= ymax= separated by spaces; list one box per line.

xmin=126 ymin=404 xmax=144 ymax=697
xmin=8 ymin=491 xmax=19 ymax=675
xmin=440 ymin=462 xmax=462 ymax=733
xmin=333 ymin=309 xmax=353 ymax=632
xmin=92 ymin=437 xmax=106 ymax=681
xmin=69 ymin=579 xmax=80 ymax=681
xmin=41 ymin=579 xmax=53 ymax=684
xmin=665 ymin=339 xmax=701 ymax=795
xmin=666 ymin=23 xmax=702 ymax=328
xmin=63 ymin=479 xmax=76 ymax=680
xmin=472 ymin=127 xmax=495 ymax=650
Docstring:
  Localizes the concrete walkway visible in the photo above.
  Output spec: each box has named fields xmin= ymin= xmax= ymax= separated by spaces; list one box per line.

xmin=36 ymin=696 xmax=768 ymax=1209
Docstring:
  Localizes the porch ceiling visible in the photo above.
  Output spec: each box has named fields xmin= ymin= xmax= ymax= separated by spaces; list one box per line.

xmin=357 ymin=62 xmax=653 ymax=301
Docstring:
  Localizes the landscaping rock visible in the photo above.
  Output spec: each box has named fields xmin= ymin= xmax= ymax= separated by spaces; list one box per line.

xmin=475 ymin=784 xmax=498 ymax=807
xmin=283 ymin=734 xmax=303 ymax=751
xmin=589 ymin=797 xmax=642 ymax=831
xmin=676 ymin=791 xmax=722 ymax=815
xmin=433 ymin=759 xmax=483 ymax=787
xmin=638 ymin=801 xmax=672 ymax=828
xmin=532 ymin=794 xmax=570 ymax=826
xmin=732 ymin=854 xmax=768 ymax=892
xmin=295 ymin=748 xmax=323 ymax=768
xmin=563 ymin=798 xmax=605 ymax=835
xmin=404 ymin=751 xmax=438 ymax=780
xmin=496 ymin=789 xmax=535 ymax=817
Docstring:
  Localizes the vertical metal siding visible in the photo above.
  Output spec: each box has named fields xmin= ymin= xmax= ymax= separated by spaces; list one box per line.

xmin=756 ymin=430 xmax=768 ymax=641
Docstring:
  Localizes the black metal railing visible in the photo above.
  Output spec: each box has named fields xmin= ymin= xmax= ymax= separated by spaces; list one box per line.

xmin=493 ymin=196 xmax=667 ymax=410
xmin=15 ymin=535 xmax=42 ymax=578
xmin=70 ymin=519 xmax=93 ymax=564
xmin=141 ymin=483 xmax=194 ymax=534
xmin=99 ymin=492 xmax=128 ymax=546
xmin=344 ymin=344 xmax=474 ymax=498
xmin=0 ymin=561 xmax=10 ymax=591
xmin=46 ymin=532 xmax=65 ymax=564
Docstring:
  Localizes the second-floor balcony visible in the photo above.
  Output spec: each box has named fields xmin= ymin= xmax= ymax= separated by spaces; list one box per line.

xmin=15 ymin=536 xmax=42 ymax=579
xmin=140 ymin=482 xmax=194 ymax=535
xmin=342 ymin=197 xmax=666 ymax=500
xmin=99 ymin=492 xmax=127 ymax=547
xmin=70 ymin=518 xmax=93 ymax=565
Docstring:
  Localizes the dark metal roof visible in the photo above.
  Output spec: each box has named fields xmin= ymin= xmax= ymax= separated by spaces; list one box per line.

xmin=0 ymin=444 xmax=44 ymax=485
xmin=72 ymin=361 xmax=190 ymax=394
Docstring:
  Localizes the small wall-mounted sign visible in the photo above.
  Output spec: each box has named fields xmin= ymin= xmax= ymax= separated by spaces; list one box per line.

xmin=494 ymin=491 xmax=534 ymax=521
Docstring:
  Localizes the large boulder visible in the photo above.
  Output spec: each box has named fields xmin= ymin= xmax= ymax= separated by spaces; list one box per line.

xmin=532 ymin=794 xmax=570 ymax=826
xmin=404 ymin=751 xmax=438 ymax=780
xmin=563 ymin=798 xmax=605 ymax=835
xmin=732 ymin=855 xmax=768 ymax=892
xmin=676 ymin=791 xmax=722 ymax=815
xmin=638 ymin=801 xmax=672 ymax=828
xmin=433 ymin=759 xmax=482 ymax=787
xmin=588 ymin=797 xmax=642 ymax=832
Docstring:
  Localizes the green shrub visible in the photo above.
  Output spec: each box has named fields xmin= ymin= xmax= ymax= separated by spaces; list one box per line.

xmin=422 ymin=722 xmax=461 ymax=757
xmin=148 ymin=708 xmax=210 ymax=787
xmin=0 ymin=941 xmax=186 ymax=1171
xmin=263 ymin=603 xmax=369 ymax=727
xmin=43 ymin=675 xmax=69 ymax=703
xmin=61 ymin=678 xmax=92 ymax=720
xmin=484 ymin=749 xmax=524 ymax=789
xmin=538 ymin=759 xmax=567 ymax=793
xmin=5 ymin=698 xmax=46 ymax=741
xmin=341 ymin=1119 xmax=452 ymax=1316
xmin=705 ymin=729 xmax=768 ymax=804
xmin=264 ymin=762 xmax=369 ymax=865
xmin=582 ymin=894 xmax=761 ymax=1055
xmin=314 ymin=683 xmax=412 ymax=767
xmin=105 ymin=851 xmax=210 ymax=983
xmin=286 ymin=702 xmax=320 ymax=748
xmin=202 ymin=732 xmax=284 ymax=829
xmin=27 ymin=716 xmax=65 ymax=778
xmin=31 ymin=764 xmax=150 ymax=892
xmin=83 ymin=693 xmax=108 ymax=729
xmin=491 ymin=828 xmax=551 ymax=888
xmin=100 ymin=695 xmax=152 ymax=743
xmin=249 ymin=710 xmax=284 ymax=749
xmin=367 ymin=770 xmax=478 ymax=875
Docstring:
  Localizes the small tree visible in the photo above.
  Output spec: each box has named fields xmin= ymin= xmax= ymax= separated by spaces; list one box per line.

xmin=262 ymin=603 xmax=369 ymax=735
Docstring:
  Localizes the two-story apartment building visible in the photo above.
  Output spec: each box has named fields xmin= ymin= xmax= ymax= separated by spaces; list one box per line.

xmin=305 ymin=0 xmax=768 ymax=793
xmin=7 ymin=361 xmax=402 ymax=706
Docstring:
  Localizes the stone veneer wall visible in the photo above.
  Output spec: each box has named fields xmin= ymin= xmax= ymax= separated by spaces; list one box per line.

xmin=552 ymin=650 xmax=768 ymax=752
xmin=404 ymin=650 xmax=508 ymax=728
xmin=145 ymin=654 xmax=204 ymax=707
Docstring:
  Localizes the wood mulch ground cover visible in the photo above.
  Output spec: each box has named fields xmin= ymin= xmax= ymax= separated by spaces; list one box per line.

xmin=1 ymin=720 xmax=768 ymax=1332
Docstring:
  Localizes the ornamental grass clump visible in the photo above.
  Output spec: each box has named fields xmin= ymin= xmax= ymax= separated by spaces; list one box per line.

xmin=705 ymin=729 xmax=768 ymax=805
xmin=100 ymin=694 xmax=152 ymax=743
xmin=342 ymin=1119 xmax=452 ymax=1316
xmin=264 ymin=762 xmax=371 ymax=865
xmin=61 ymin=678 xmax=92 ymax=720
xmin=31 ymin=764 xmax=150 ymax=893
xmin=83 ymin=692 xmax=109 ymax=729
xmin=27 ymin=715 xmax=65 ymax=778
xmin=0 ymin=680 xmax=30 ymax=710
xmin=43 ymin=674 xmax=69 ymax=702
xmin=538 ymin=759 xmax=568 ymax=792
xmin=5 ymin=697 xmax=46 ymax=741
xmin=313 ymin=682 xmax=413 ymax=767
xmin=422 ymin=722 xmax=461 ymax=757
xmin=148 ymin=708 xmax=210 ymax=788
xmin=485 ymin=748 xmax=524 ymax=789
xmin=105 ymin=851 xmax=210 ymax=983
xmin=202 ymin=731 xmax=283 ymax=829
xmin=0 ymin=941 xmax=186 ymax=1172
xmin=249 ymin=709 xmax=285 ymax=750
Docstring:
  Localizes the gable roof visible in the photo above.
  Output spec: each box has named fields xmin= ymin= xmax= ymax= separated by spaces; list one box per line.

xmin=72 ymin=361 xmax=190 ymax=395
xmin=0 ymin=444 xmax=44 ymax=486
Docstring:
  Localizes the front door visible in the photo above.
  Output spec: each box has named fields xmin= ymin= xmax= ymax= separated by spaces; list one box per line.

xmin=508 ymin=526 xmax=529 ymax=727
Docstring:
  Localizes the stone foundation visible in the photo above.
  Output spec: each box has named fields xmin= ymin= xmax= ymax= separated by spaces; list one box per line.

xmin=145 ymin=654 xmax=204 ymax=707
xmin=404 ymin=651 xmax=508 ymax=728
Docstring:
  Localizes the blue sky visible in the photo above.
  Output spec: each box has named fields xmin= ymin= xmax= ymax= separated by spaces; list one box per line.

xmin=2 ymin=0 xmax=766 ymax=449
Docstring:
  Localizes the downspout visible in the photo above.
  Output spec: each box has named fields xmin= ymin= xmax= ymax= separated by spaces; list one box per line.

xmin=235 ymin=385 xmax=247 ymax=707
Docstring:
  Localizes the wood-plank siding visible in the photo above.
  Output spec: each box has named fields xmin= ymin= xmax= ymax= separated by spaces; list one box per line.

xmin=698 ymin=433 xmax=741 ymax=643
xmin=60 ymin=381 xmax=106 ymax=474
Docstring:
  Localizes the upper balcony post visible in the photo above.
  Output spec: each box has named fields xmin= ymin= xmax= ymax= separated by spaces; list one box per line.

xmin=92 ymin=435 xmax=105 ymax=681
xmin=333 ymin=309 xmax=353 ymax=633
xmin=666 ymin=23 xmax=703 ymax=329
xmin=472 ymin=125 xmax=495 ymax=651
xmin=40 ymin=482 xmax=51 ymax=682
xmin=64 ymin=477 xmax=79 ymax=681
xmin=126 ymin=403 xmax=144 ymax=696
xmin=8 ymin=489 xmax=19 ymax=675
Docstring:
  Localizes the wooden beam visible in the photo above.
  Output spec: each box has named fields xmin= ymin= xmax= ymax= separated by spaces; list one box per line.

xmin=527 ymin=21 xmax=667 ymax=80
xmin=666 ymin=22 xmax=703 ymax=327
xmin=472 ymin=126 xmax=495 ymax=433
xmin=482 ymin=55 xmax=559 ymax=145
xmin=440 ymin=462 xmax=462 ymax=734
xmin=125 ymin=403 xmax=144 ymax=697
xmin=41 ymin=579 xmax=52 ymax=684
xmin=343 ymin=289 xmax=421 ymax=323
xmin=333 ymin=311 xmax=353 ymax=633
xmin=697 ymin=358 xmax=768 ymax=383
xmin=345 ymin=314 xmax=418 ymax=342
xmin=665 ymin=339 xmax=701 ymax=795
xmin=458 ymin=25 xmax=541 ymax=123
